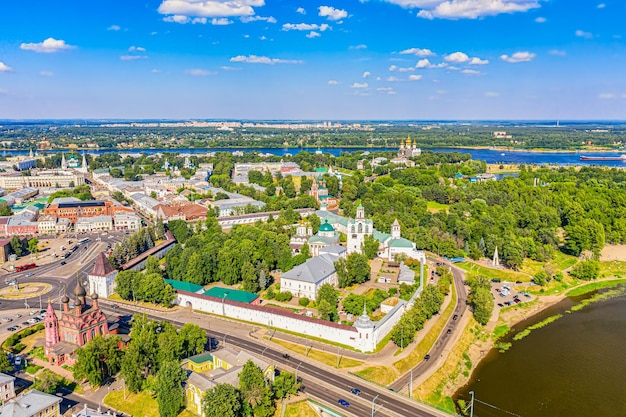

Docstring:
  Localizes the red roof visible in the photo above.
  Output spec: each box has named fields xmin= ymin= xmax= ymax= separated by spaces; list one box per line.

xmin=91 ymin=252 xmax=116 ymax=276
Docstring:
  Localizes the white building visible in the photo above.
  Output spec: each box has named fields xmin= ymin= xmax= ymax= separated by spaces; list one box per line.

xmin=88 ymin=252 xmax=118 ymax=299
xmin=0 ymin=372 xmax=16 ymax=403
xmin=37 ymin=216 xmax=57 ymax=234
xmin=346 ymin=203 xmax=373 ymax=254
xmin=280 ymin=253 xmax=340 ymax=300
xmin=113 ymin=212 xmax=141 ymax=231
xmin=0 ymin=170 xmax=84 ymax=189
xmin=75 ymin=215 xmax=113 ymax=233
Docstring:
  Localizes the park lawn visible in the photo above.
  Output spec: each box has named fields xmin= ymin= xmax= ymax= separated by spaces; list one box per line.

xmin=105 ymin=390 xmax=191 ymax=417
xmin=519 ymin=252 xmax=577 ymax=276
xmin=566 ymin=278 xmax=626 ymax=297
xmin=456 ymin=261 xmax=529 ymax=282
xmin=283 ymin=401 xmax=318 ymax=417
xmin=17 ymin=330 xmax=45 ymax=352
xmin=106 ymin=293 xmax=178 ymax=311
xmin=599 ymin=261 xmax=626 ymax=277
xmin=394 ymin=282 xmax=457 ymax=375
xmin=354 ymin=366 xmax=399 ymax=386
xmin=427 ymin=201 xmax=449 ymax=213
xmin=270 ymin=339 xmax=363 ymax=369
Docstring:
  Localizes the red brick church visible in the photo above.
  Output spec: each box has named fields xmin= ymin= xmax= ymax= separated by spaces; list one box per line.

xmin=44 ymin=282 xmax=110 ymax=365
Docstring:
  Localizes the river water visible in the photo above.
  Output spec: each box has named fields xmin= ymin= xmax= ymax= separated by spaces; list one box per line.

xmin=8 ymin=147 xmax=626 ymax=167
xmin=456 ymin=293 xmax=626 ymax=417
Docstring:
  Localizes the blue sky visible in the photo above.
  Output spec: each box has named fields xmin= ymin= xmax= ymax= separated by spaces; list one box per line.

xmin=0 ymin=0 xmax=625 ymax=120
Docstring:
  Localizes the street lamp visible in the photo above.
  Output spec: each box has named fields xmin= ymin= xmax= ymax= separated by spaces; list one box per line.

xmin=295 ymin=362 xmax=302 ymax=381
xmin=371 ymin=395 xmax=379 ymax=417
xmin=469 ymin=391 xmax=475 ymax=417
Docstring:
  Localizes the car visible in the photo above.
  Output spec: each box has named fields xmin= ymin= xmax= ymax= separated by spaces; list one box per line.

xmin=14 ymin=357 xmax=22 ymax=366
xmin=446 ymin=328 xmax=452 ymax=334
xmin=33 ymin=317 xmax=41 ymax=323
xmin=29 ymin=310 xmax=38 ymax=316
xmin=21 ymin=322 xmax=29 ymax=326
xmin=7 ymin=327 xmax=16 ymax=331
xmin=25 ymin=273 xmax=33 ymax=277
xmin=13 ymin=314 xmax=22 ymax=318
xmin=60 ymin=261 xmax=66 ymax=265
xmin=2 ymin=317 xmax=12 ymax=322
xmin=111 ymin=304 xmax=119 ymax=309
xmin=514 ymin=299 xmax=521 ymax=304
xmin=491 ymin=278 xmax=501 ymax=283
xmin=424 ymin=354 xmax=431 ymax=361
xmin=338 ymin=399 xmax=350 ymax=407
xmin=350 ymin=388 xmax=361 ymax=396
xmin=503 ymin=285 xmax=510 ymax=291
xmin=504 ymin=301 xmax=513 ymax=306
xmin=497 ymin=303 xmax=504 ymax=307
xmin=524 ymin=293 xmax=531 ymax=298
xmin=38 ymin=310 xmax=45 ymax=314
xmin=499 ymin=292 xmax=506 ymax=297
xmin=453 ymin=314 xmax=458 ymax=320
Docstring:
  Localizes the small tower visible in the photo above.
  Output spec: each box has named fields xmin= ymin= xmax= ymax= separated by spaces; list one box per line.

xmin=61 ymin=153 xmax=67 ymax=170
xmin=356 ymin=202 xmax=365 ymax=220
xmin=391 ymin=219 xmax=401 ymax=239
xmin=44 ymin=300 xmax=59 ymax=349
xmin=492 ymin=246 xmax=500 ymax=267
xmin=29 ymin=148 xmax=34 ymax=158
xmin=81 ymin=153 xmax=88 ymax=173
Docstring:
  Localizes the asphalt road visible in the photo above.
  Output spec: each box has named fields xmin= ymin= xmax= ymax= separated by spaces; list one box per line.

xmin=389 ymin=260 xmax=468 ymax=392
xmin=110 ymin=303 xmax=451 ymax=417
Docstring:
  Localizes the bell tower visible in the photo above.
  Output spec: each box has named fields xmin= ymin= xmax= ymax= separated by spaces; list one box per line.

xmin=44 ymin=300 xmax=59 ymax=348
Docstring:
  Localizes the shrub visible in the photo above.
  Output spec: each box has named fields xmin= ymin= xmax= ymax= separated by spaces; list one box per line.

xmin=275 ymin=291 xmax=293 ymax=302
xmin=266 ymin=287 xmax=276 ymax=300
xmin=298 ymin=297 xmax=310 ymax=307
xmin=13 ymin=343 xmax=26 ymax=353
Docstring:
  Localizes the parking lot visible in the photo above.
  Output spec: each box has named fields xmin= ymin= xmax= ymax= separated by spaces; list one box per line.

xmin=0 ymin=308 xmax=46 ymax=340
xmin=491 ymin=281 xmax=533 ymax=308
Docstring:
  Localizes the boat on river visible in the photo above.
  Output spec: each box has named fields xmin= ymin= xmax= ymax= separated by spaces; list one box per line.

xmin=579 ymin=155 xmax=626 ymax=161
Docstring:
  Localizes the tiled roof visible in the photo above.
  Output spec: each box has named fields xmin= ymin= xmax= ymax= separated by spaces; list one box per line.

xmin=90 ymin=252 xmax=116 ymax=277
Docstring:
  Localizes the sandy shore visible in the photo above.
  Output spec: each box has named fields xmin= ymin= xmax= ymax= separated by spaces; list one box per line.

xmin=600 ymin=244 xmax=626 ymax=262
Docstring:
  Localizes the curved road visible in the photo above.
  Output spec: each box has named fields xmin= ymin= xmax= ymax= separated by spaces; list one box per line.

xmin=390 ymin=261 xmax=468 ymax=392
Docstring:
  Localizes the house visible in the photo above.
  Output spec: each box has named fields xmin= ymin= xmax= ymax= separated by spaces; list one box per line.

xmin=187 ymin=352 xmax=214 ymax=373
xmin=0 ymin=373 xmax=16 ymax=403
xmin=87 ymin=252 xmax=118 ymax=299
xmin=75 ymin=215 xmax=113 ymax=233
xmin=0 ymin=389 xmax=61 ymax=417
xmin=280 ymin=253 xmax=339 ymax=299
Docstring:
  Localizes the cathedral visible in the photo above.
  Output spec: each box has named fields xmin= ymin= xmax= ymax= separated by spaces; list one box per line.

xmin=398 ymin=136 xmax=422 ymax=158
xmin=44 ymin=282 xmax=111 ymax=366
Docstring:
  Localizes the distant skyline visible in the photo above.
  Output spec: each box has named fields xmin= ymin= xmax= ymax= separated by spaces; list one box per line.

xmin=1 ymin=1 xmax=625 ymax=120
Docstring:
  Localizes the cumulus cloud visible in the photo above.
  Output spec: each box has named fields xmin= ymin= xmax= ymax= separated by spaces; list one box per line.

xmin=363 ymin=71 xmax=371 ymax=78
xmin=163 ymin=15 xmax=191 ymax=23
xmin=349 ymin=44 xmax=367 ymax=50
xmin=469 ymin=57 xmax=489 ymax=65
xmin=398 ymin=47 xmax=435 ymax=56
xmin=306 ymin=31 xmax=320 ymax=38
xmin=220 ymin=66 xmax=243 ymax=71
xmin=500 ymin=51 xmax=536 ymax=63
xmin=597 ymin=3 xmax=606 ymax=8
xmin=398 ymin=67 xmax=415 ymax=72
xmin=549 ymin=49 xmax=566 ymax=56
xmin=40 ymin=70 xmax=54 ymax=77
xmin=240 ymin=15 xmax=276 ymax=23
xmin=576 ymin=29 xmax=593 ymax=39
xmin=158 ymin=0 xmax=264 ymax=20
xmin=377 ymin=87 xmax=396 ymax=95
xmin=351 ymin=82 xmax=368 ymax=88
xmin=416 ymin=58 xmax=448 ymax=69
xmin=383 ymin=0 xmax=541 ymax=19
xmin=0 ymin=62 xmax=13 ymax=72
xmin=462 ymin=69 xmax=480 ymax=75
xmin=230 ymin=55 xmax=303 ymax=64
xmin=534 ymin=16 xmax=546 ymax=23
xmin=185 ymin=69 xmax=216 ymax=76
xmin=296 ymin=7 xmax=306 ymax=14
xmin=120 ymin=55 xmax=147 ymax=61
xmin=20 ymin=37 xmax=75 ymax=53
xmin=107 ymin=25 xmax=121 ymax=31
xmin=387 ymin=76 xmax=400 ymax=81
xmin=211 ymin=17 xmax=233 ymax=25
xmin=444 ymin=52 xmax=470 ymax=63
xmin=319 ymin=6 xmax=348 ymax=21
xmin=408 ymin=74 xmax=423 ymax=80
xmin=328 ymin=80 xmax=340 ymax=85
xmin=128 ymin=46 xmax=147 ymax=52
xmin=282 ymin=23 xmax=330 ymax=31
xmin=388 ymin=65 xmax=398 ymax=71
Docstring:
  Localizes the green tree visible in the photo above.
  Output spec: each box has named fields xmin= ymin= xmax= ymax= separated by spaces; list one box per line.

xmin=27 ymin=238 xmax=39 ymax=257
xmin=241 ymin=261 xmax=259 ymax=293
xmin=10 ymin=235 xmax=22 ymax=257
xmin=0 ymin=349 xmax=12 ymax=373
xmin=0 ymin=202 xmax=12 ymax=216
xmin=316 ymin=283 xmax=338 ymax=321
xmin=168 ymin=220 xmax=190 ymax=243
xmin=471 ymin=287 xmax=494 ymax=326
xmin=362 ymin=234 xmax=380 ymax=259
xmin=33 ymin=369 xmax=61 ymax=394
xmin=239 ymin=360 xmax=266 ymax=413
xmin=202 ymin=384 xmax=242 ymax=417
xmin=145 ymin=255 xmax=161 ymax=276
xmin=73 ymin=335 xmax=123 ymax=386
xmin=179 ymin=323 xmax=207 ymax=358
xmin=272 ymin=370 xmax=301 ymax=399
xmin=317 ymin=299 xmax=333 ymax=321
xmin=156 ymin=360 xmax=187 ymax=417
xmin=346 ymin=253 xmax=371 ymax=285
xmin=115 ymin=270 xmax=139 ymax=301
xmin=570 ymin=260 xmax=600 ymax=281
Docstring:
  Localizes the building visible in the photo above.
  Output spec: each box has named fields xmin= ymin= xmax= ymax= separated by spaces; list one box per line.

xmin=398 ymin=136 xmax=421 ymax=158
xmin=44 ymin=199 xmax=117 ymax=223
xmin=113 ymin=212 xmax=141 ymax=231
xmin=0 ymin=373 xmax=16 ymax=403
xmin=346 ymin=203 xmax=374 ymax=254
xmin=0 ymin=239 xmax=13 ymax=263
xmin=280 ymin=253 xmax=340 ymax=299
xmin=75 ymin=215 xmax=113 ymax=233
xmin=88 ymin=252 xmax=118 ymax=299
xmin=155 ymin=203 xmax=208 ymax=223
xmin=15 ymin=159 xmax=36 ymax=171
xmin=0 ymin=170 xmax=84 ymax=189
xmin=72 ymin=404 xmax=115 ymax=417
xmin=202 ymin=287 xmax=260 ymax=305
xmin=44 ymin=284 xmax=110 ymax=366
xmin=289 ymin=222 xmax=313 ymax=254
xmin=0 ymin=389 xmax=61 ymax=417
xmin=307 ymin=220 xmax=341 ymax=256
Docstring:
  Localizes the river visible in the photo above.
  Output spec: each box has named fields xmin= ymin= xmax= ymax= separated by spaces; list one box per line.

xmin=6 ymin=147 xmax=626 ymax=167
xmin=456 ymin=292 xmax=626 ymax=417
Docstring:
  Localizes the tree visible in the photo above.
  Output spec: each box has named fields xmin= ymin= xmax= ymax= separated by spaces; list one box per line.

xmin=33 ymin=369 xmax=61 ymax=394
xmin=10 ymin=235 xmax=22 ymax=257
xmin=471 ymin=287 xmax=494 ymax=325
xmin=0 ymin=349 xmax=12 ymax=373
xmin=272 ymin=370 xmax=301 ymax=399
xmin=144 ymin=255 xmax=161 ymax=276
xmin=239 ymin=360 xmax=266 ymax=413
xmin=28 ymin=238 xmax=39 ymax=257
xmin=0 ymin=202 xmax=11 ymax=216
xmin=115 ymin=270 xmax=139 ymax=301
xmin=362 ymin=234 xmax=380 ymax=259
xmin=241 ymin=261 xmax=259 ymax=293
xmin=179 ymin=323 xmax=207 ymax=358
xmin=168 ymin=220 xmax=190 ymax=243
xmin=316 ymin=284 xmax=338 ymax=321
xmin=346 ymin=253 xmax=371 ymax=285
xmin=73 ymin=335 xmax=123 ymax=386
xmin=156 ymin=360 xmax=187 ymax=417
xmin=317 ymin=299 xmax=333 ymax=321
xmin=334 ymin=257 xmax=349 ymax=288
xmin=570 ymin=260 xmax=600 ymax=281
xmin=202 ymin=384 xmax=242 ymax=417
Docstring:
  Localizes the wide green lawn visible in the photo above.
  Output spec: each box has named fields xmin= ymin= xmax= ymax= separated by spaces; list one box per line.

xmin=456 ymin=261 xmax=529 ymax=282
xmin=426 ymin=201 xmax=450 ymax=213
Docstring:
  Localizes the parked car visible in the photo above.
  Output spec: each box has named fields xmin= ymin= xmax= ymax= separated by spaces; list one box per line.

xmin=14 ymin=357 xmax=22 ymax=366
xmin=13 ymin=314 xmax=22 ymax=318
xmin=7 ymin=327 xmax=17 ymax=331
xmin=60 ymin=261 xmax=66 ymax=265
xmin=338 ymin=399 xmax=350 ymax=407
xmin=2 ymin=317 xmax=12 ymax=322
xmin=350 ymin=388 xmax=361 ymax=396
xmin=446 ymin=328 xmax=452 ymax=334
xmin=491 ymin=278 xmax=501 ymax=283
xmin=453 ymin=314 xmax=459 ymax=320
xmin=424 ymin=354 xmax=431 ymax=361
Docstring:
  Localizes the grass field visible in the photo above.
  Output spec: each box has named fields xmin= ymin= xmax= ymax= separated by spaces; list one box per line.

xmin=270 ymin=339 xmax=364 ymax=369
xmin=354 ymin=365 xmax=399 ymax=386
xmin=427 ymin=201 xmax=450 ymax=213
xmin=283 ymin=401 xmax=318 ymax=417
xmin=566 ymin=279 xmax=626 ymax=297
xmin=456 ymin=261 xmax=529 ymax=282
xmin=519 ymin=251 xmax=577 ymax=276
xmin=599 ymin=261 xmax=626 ymax=277
xmin=104 ymin=390 xmax=195 ymax=417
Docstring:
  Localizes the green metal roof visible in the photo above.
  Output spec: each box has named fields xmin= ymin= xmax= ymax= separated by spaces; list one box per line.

xmin=319 ymin=220 xmax=334 ymax=232
xmin=188 ymin=352 xmax=214 ymax=364
xmin=164 ymin=279 xmax=204 ymax=293
xmin=389 ymin=238 xmax=415 ymax=248
xmin=315 ymin=167 xmax=328 ymax=172
xmin=204 ymin=286 xmax=259 ymax=304
xmin=373 ymin=230 xmax=391 ymax=243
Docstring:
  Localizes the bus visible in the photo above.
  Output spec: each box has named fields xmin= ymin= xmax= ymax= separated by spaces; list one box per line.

xmin=15 ymin=263 xmax=36 ymax=272
xmin=78 ymin=238 xmax=90 ymax=244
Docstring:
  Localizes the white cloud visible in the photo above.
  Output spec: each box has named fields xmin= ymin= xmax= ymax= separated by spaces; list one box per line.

xmin=462 ymin=69 xmax=480 ymax=75
xmin=485 ymin=91 xmax=500 ymax=97
xmin=445 ymin=52 xmax=470 ymax=63
xmin=598 ymin=93 xmax=615 ymax=99
xmin=576 ymin=29 xmax=593 ymax=39
xmin=351 ymin=82 xmax=368 ymax=88
xmin=240 ymin=15 xmax=276 ymax=23
xmin=220 ymin=66 xmax=243 ymax=71
xmin=185 ymin=69 xmax=216 ymax=76
xmin=386 ymin=0 xmax=542 ymax=19
xmin=296 ymin=7 xmax=306 ymax=14
xmin=387 ymin=76 xmax=400 ymax=81
xmin=282 ymin=23 xmax=330 ymax=31
xmin=306 ymin=31 xmax=320 ymax=38
xmin=319 ymin=6 xmax=348 ymax=21
xmin=230 ymin=55 xmax=303 ymax=64
xmin=377 ymin=87 xmax=393 ymax=92
xmin=164 ymin=15 xmax=191 ymax=23
xmin=20 ymin=37 xmax=74 ymax=53
xmin=349 ymin=44 xmax=367 ymax=50
xmin=399 ymin=47 xmax=435 ymax=56
xmin=549 ymin=49 xmax=566 ymax=56
xmin=128 ymin=46 xmax=147 ymax=52
xmin=408 ymin=74 xmax=423 ymax=80
xmin=328 ymin=80 xmax=340 ymax=85
xmin=151 ymin=69 xmax=161 ymax=73
xmin=107 ymin=25 xmax=121 ymax=31
xmin=120 ymin=55 xmax=147 ymax=61
xmin=416 ymin=58 xmax=447 ymax=69
xmin=389 ymin=65 xmax=398 ymax=71
xmin=40 ymin=70 xmax=53 ymax=77
xmin=158 ymin=0 xmax=264 ymax=19
xmin=212 ymin=17 xmax=233 ymax=25
xmin=363 ymin=71 xmax=371 ymax=78
xmin=469 ymin=57 xmax=489 ymax=65
xmin=597 ymin=3 xmax=606 ymax=8
xmin=398 ymin=67 xmax=415 ymax=72
xmin=534 ymin=16 xmax=546 ymax=23
xmin=0 ymin=62 xmax=13 ymax=72
xmin=500 ymin=51 xmax=535 ymax=63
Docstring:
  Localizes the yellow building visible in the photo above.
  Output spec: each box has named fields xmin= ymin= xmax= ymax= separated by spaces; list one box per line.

xmin=187 ymin=352 xmax=214 ymax=373
xmin=0 ymin=389 xmax=61 ymax=417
